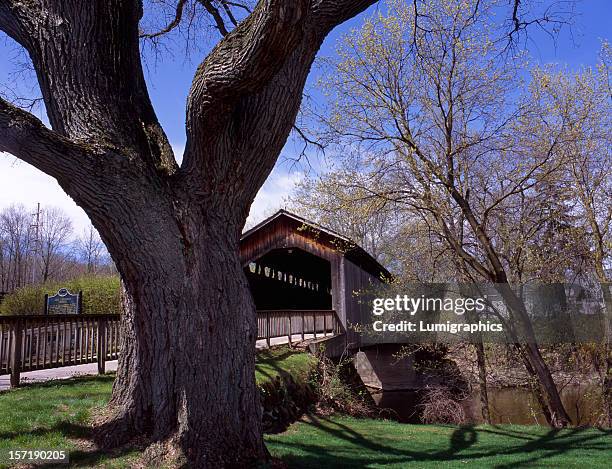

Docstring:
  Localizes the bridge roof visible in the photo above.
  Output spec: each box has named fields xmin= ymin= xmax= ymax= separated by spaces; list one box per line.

xmin=241 ymin=209 xmax=391 ymax=280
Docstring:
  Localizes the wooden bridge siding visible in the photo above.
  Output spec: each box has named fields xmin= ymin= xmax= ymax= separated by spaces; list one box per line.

xmin=240 ymin=217 xmax=341 ymax=267
xmin=343 ymin=258 xmax=381 ymax=349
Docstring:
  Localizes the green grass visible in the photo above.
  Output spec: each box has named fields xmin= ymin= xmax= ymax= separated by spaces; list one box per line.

xmin=0 ymin=375 xmax=138 ymax=468
xmin=1 ymin=353 xmax=610 ymax=468
xmin=255 ymin=346 xmax=315 ymax=383
xmin=266 ymin=415 xmax=612 ymax=468
xmin=0 ymin=347 xmax=314 ymax=467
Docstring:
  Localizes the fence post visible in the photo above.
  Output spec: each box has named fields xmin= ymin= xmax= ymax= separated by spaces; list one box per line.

xmin=10 ymin=319 xmax=23 ymax=388
xmin=288 ymin=314 xmax=292 ymax=347
xmin=301 ymin=312 xmax=305 ymax=341
xmin=313 ymin=312 xmax=317 ymax=339
xmin=266 ymin=313 xmax=271 ymax=348
xmin=324 ymin=314 xmax=327 ymax=337
xmin=97 ymin=318 xmax=107 ymax=375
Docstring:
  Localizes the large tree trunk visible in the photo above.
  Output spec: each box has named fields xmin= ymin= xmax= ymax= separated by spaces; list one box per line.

xmin=96 ymin=206 xmax=266 ymax=466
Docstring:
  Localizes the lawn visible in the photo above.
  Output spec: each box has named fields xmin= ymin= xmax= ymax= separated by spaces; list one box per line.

xmin=0 ymin=350 xmax=610 ymax=468
xmin=267 ymin=414 xmax=612 ymax=468
xmin=255 ymin=346 xmax=315 ymax=383
xmin=0 ymin=347 xmax=315 ymax=467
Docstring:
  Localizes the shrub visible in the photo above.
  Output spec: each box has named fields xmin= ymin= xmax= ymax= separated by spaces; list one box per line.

xmin=310 ymin=348 xmax=374 ymax=417
xmin=0 ymin=275 xmax=121 ymax=315
xmin=420 ymin=386 xmax=467 ymax=425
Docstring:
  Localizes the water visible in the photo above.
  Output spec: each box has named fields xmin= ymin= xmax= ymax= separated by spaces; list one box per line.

xmin=370 ymin=384 xmax=603 ymax=425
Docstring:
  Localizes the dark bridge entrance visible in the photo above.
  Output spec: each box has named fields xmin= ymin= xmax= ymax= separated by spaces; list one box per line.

xmin=245 ymin=247 xmax=332 ymax=310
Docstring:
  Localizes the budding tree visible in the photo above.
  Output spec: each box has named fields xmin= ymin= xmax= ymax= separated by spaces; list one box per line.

xmin=313 ymin=0 xmax=579 ymax=425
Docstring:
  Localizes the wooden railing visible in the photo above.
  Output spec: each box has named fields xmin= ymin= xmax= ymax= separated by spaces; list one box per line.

xmin=256 ymin=310 xmax=341 ymax=347
xmin=0 ymin=309 xmax=340 ymax=387
xmin=0 ymin=314 xmax=121 ymax=387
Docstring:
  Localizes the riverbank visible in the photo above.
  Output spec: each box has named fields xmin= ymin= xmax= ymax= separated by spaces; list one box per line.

xmin=1 ymin=357 xmax=610 ymax=468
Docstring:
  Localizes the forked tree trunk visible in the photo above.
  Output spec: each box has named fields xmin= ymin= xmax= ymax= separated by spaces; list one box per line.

xmin=0 ymin=0 xmax=383 ymax=465
xmin=97 ymin=208 xmax=266 ymax=466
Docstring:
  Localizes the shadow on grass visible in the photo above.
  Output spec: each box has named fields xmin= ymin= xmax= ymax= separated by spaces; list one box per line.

xmin=256 ymin=346 xmax=306 ymax=382
xmin=0 ymin=421 xmax=91 ymax=442
xmin=1 ymin=420 xmax=138 ymax=468
xmin=272 ymin=414 xmax=612 ymax=468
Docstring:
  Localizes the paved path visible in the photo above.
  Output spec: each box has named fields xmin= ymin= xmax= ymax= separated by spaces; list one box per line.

xmin=0 ymin=361 xmax=119 ymax=391
xmin=0 ymin=333 xmax=323 ymax=391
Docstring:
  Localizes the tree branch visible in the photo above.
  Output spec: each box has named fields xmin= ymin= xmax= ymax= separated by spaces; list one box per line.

xmin=197 ymin=0 xmax=230 ymax=36
xmin=183 ymin=0 xmax=310 ymax=169
xmin=182 ymin=0 xmax=378 ymax=202
xmin=0 ymin=0 xmax=177 ymax=174
xmin=310 ymin=0 xmax=376 ymax=36
xmin=188 ymin=0 xmax=308 ymax=107
xmin=0 ymin=0 xmax=30 ymax=47
xmin=0 ymin=97 xmax=97 ymax=182
xmin=140 ymin=0 xmax=189 ymax=39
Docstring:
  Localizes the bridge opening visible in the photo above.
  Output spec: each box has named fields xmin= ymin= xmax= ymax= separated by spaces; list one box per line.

xmin=244 ymin=247 xmax=332 ymax=310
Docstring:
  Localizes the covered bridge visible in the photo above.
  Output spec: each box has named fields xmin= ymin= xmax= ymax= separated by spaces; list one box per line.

xmin=240 ymin=209 xmax=390 ymax=352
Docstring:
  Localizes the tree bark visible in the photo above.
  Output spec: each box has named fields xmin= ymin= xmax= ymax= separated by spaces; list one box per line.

xmin=495 ymin=285 xmax=571 ymax=426
xmin=474 ymin=342 xmax=490 ymax=424
xmin=98 ymin=207 xmax=265 ymax=465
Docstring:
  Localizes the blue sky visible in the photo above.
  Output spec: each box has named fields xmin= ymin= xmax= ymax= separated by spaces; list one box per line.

xmin=0 ymin=0 xmax=610 ymax=233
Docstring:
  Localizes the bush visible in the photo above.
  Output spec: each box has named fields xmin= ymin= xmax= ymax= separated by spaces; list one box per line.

xmin=310 ymin=349 xmax=374 ymax=417
xmin=420 ymin=386 xmax=467 ymax=425
xmin=0 ymin=275 xmax=121 ymax=315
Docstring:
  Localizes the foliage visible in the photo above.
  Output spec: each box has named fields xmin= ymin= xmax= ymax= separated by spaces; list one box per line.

xmin=0 ymin=275 xmax=120 ymax=315
xmin=309 ymin=348 xmax=374 ymax=417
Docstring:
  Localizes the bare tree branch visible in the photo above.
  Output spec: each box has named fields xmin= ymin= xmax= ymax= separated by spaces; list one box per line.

xmin=197 ymin=0 xmax=230 ymax=36
xmin=140 ymin=0 xmax=189 ymax=39
xmin=0 ymin=97 xmax=98 ymax=181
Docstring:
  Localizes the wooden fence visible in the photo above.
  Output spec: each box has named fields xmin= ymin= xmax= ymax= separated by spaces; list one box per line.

xmin=0 ymin=314 xmax=121 ymax=388
xmin=1 ymin=309 xmax=340 ymax=387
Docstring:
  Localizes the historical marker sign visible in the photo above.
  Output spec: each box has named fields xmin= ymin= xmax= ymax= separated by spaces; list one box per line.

xmin=45 ymin=288 xmax=82 ymax=315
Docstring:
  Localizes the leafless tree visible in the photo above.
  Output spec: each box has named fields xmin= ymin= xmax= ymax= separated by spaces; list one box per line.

xmin=37 ymin=206 xmax=73 ymax=282
xmin=75 ymin=224 xmax=107 ymax=275
xmin=0 ymin=205 xmax=34 ymax=291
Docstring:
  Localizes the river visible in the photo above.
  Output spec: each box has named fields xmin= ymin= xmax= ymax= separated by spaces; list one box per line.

xmin=370 ymin=384 xmax=603 ymax=425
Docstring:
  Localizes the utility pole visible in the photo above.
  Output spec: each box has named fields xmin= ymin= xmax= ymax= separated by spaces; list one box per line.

xmin=30 ymin=202 xmax=41 ymax=285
